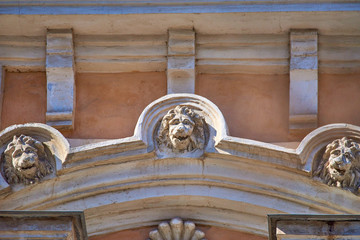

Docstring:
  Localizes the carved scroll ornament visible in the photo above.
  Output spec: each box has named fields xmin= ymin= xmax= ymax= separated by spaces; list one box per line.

xmin=156 ymin=105 xmax=206 ymax=154
xmin=148 ymin=218 xmax=206 ymax=240
xmin=314 ymin=137 xmax=360 ymax=193
xmin=2 ymin=134 xmax=53 ymax=185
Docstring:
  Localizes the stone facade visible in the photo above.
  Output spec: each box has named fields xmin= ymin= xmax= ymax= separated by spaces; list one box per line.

xmin=0 ymin=1 xmax=360 ymax=240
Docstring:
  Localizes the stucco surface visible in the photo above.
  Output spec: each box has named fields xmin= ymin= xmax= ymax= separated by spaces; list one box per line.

xmin=63 ymin=72 xmax=167 ymax=138
xmin=319 ymin=73 xmax=360 ymax=126
xmin=196 ymin=73 xmax=290 ymax=142
xmin=1 ymin=72 xmax=46 ymax=129
xmin=89 ymin=225 xmax=267 ymax=240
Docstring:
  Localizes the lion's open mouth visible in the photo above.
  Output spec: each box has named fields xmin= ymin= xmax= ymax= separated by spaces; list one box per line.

xmin=336 ymin=169 xmax=346 ymax=175
xmin=176 ymin=136 xmax=189 ymax=141
xmin=21 ymin=165 xmax=35 ymax=170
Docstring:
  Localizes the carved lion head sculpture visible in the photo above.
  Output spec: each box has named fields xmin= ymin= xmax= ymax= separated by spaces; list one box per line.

xmin=2 ymin=134 xmax=53 ymax=185
xmin=157 ymin=105 xmax=207 ymax=153
xmin=314 ymin=137 xmax=360 ymax=192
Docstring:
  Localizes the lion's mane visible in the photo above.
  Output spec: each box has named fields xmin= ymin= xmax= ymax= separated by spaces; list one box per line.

xmin=157 ymin=105 xmax=206 ymax=152
xmin=314 ymin=137 xmax=360 ymax=192
xmin=2 ymin=134 xmax=53 ymax=185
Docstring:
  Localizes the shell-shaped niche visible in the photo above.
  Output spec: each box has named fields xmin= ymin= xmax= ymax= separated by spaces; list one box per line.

xmin=134 ymin=94 xmax=228 ymax=158
xmin=297 ymin=124 xmax=360 ymax=194
xmin=148 ymin=218 xmax=206 ymax=240
xmin=0 ymin=123 xmax=69 ymax=189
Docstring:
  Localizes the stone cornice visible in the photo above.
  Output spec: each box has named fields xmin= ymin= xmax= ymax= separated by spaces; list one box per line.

xmin=0 ymin=1 xmax=359 ymax=15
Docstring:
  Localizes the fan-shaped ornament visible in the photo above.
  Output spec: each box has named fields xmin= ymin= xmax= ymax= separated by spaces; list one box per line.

xmin=148 ymin=218 xmax=206 ymax=240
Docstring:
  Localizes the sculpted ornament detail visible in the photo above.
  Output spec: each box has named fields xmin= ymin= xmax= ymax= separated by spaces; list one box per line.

xmin=2 ymin=134 xmax=54 ymax=185
xmin=148 ymin=218 xmax=206 ymax=240
xmin=314 ymin=137 xmax=360 ymax=193
xmin=156 ymin=106 xmax=207 ymax=154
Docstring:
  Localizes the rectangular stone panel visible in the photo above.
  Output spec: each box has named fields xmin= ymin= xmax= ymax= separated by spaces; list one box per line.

xmin=269 ymin=215 xmax=360 ymax=240
xmin=0 ymin=211 xmax=87 ymax=240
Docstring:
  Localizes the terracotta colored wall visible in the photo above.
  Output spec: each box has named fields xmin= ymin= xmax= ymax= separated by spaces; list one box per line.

xmin=1 ymin=72 xmax=46 ymax=129
xmin=63 ymin=72 xmax=167 ymax=139
xmin=196 ymin=73 xmax=290 ymax=142
xmin=2 ymin=72 xmax=360 ymax=142
xmin=319 ymin=73 xmax=360 ymax=126
xmin=89 ymin=225 xmax=267 ymax=240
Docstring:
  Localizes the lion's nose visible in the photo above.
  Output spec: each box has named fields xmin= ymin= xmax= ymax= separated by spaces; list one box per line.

xmin=23 ymin=156 xmax=35 ymax=165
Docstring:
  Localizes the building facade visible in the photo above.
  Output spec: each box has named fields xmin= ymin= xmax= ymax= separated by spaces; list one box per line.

xmin=0 ymin=1 xmax=360 ymax=239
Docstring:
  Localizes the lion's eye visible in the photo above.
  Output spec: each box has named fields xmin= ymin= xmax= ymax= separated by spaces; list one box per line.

xmin=13 ymin=151 xmax=22 ymax=158
xmin=170 ymin=119 xmax=180 ymax=125
xmin=344 ymin=152 xmax=352 ymax=159
xmin=25 ymin=149 xmax=34 ymax=154
xmin=331 ymin=150 xmax=340 ymax=156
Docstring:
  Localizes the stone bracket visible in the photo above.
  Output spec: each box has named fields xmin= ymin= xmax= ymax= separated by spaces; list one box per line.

xmin=46 ymin=29 xmax=75 ymax=130
xmin=167 ymin=29 xmax=195 ymax=94
xmin=289 ymin=30 xmax=318 ymax=132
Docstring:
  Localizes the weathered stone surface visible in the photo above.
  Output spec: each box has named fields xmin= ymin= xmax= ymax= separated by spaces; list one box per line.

xmin=289 ymin=30 xmax=318 ymax=132
xmin=0 ymin=123 xmax=69 ymax=189
xmin=0 ymin=211 xmax=87 ymax=240
xmin=156 ymin=105 xmax=207 ymax=154
xmin=46 ymin=29 xmax=75 ymax=130
xmin=148 ymin=218 xmax=205 ymax=240
xmin=167 ymin=29 xmax=195 ymax=94
xmin=269 ymin=215 xmax=360 ymax=240
xmin=313 ymin=137 xmax=360 ymax=193
xmin=2 ymin=134 xmax=54 ymax=185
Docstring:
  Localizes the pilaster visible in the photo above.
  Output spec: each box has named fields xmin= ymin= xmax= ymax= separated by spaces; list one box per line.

xmin=46 ymin=29 xmax=75 ymax=130
xmin=289 ymin=30 xmax=318 ymax=132
xmin=167 ymin=29 xmax=195 ymax=94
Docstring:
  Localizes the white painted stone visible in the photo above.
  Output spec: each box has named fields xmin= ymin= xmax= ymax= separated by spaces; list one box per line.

xmin=46 ymin=29 xmax=75 ymax=130
xmin=148 ymin=218 xmax=205 ymax=240
xmin=167 ymin=29 xmax=195 ymax=94
xmin=289 ymin=30 xmax=318 ymax=131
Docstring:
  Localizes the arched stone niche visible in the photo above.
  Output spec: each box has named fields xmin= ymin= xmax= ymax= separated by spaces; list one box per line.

xmin=134 ymin=93 xmax=228 ymax=158
xmin=297 ymin=124 xmax=360 ymax=194
xmin=0 ymin=123 xmax=69 ymax=190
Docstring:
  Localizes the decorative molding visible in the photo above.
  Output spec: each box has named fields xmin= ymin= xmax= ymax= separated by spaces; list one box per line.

xmin=0 ymin=97 xmax=359 ymax=238
xmin=312 ymin=137 xmax=360 ymax=194
xmin=1 ymin=33 xmax=359 ymax=75
xmin=167 ymin=29 xmax=195 ymax=94
xmin=196 ymin=34 xmax=289 ymax=74
xmin=0 ymin=35 xmax=45 ymax=72
xmin=0 ymin=123 xmax=69 ymax=189
xmin=156 ymin=105 xmax=208 ymax=157
xmin=148 ymin=218 xmax=205 ymax=240
xmin=319 ymin=35 xmax=360 ymax=74
xmin=2 ymin=134 xmax=54 ymax=185
xmin=1 ymin=1 xmax=359 ymax=15
xmin=297 ymin=123 xmax=360 ymax=171
xmin=75 ymin=34 xmax=167 ymax=73
xmin=268 ymin=214 xmax=360 ymax=240
xmin=134 ymin=93 xmax=228 ymax=156
xmin=46 ymin=29 xmax=75 ymax=130
xmin=289 ymin=30 xmax=318 ymax=132
xmin=0 ymin=211 xmax=87 ymax=240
